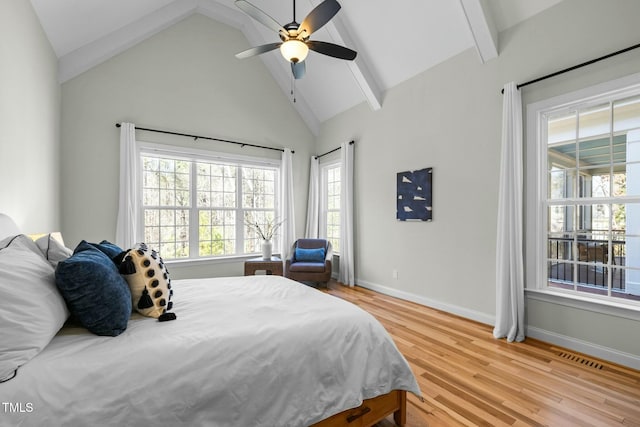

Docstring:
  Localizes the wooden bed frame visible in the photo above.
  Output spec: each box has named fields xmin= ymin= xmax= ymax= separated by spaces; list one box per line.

xmin=312 ymin=390 xmax=406 ymax=427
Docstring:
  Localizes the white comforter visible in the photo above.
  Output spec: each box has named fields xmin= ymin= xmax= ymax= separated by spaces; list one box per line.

xmin=1 ymin=275 xmax=420 ymax=427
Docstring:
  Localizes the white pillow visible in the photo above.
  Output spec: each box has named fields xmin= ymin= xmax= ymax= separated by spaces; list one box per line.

xmin=0 ymin=235 xmax=69 ymax=382
xmin=0 ymin=213 xmax=20 ymax=241
xmin=34 ymin=233 xmax=73 ymax=268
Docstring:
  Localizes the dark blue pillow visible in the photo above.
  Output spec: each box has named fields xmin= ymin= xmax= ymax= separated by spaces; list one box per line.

xmin=55 ymin=241 xmax=131 ymax=336
xmin=89 ymin=240 xmax=124 ymax=260
xmin=295 ymin=247 xmax=326 ymax=263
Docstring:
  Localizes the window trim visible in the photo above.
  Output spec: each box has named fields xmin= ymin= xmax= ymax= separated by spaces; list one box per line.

xmin=525 ymin=71 xmax=640 ymax=315
xmin=137 ymin=141 xmax=282 ymax=262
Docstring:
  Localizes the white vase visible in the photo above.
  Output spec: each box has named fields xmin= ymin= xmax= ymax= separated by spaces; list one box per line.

xmin=261 ymin=240 xmax=272 ymax=260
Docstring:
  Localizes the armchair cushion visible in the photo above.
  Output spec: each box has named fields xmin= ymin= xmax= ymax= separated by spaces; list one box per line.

xmin=294 ymin=247 xmax=325 ymax=263
xmin=288 ymin=261 xmax=327 ymax=273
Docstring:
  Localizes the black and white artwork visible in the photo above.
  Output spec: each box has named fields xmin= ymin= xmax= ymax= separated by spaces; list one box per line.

xmin=396 ymin=167 xmax=432 ymax=221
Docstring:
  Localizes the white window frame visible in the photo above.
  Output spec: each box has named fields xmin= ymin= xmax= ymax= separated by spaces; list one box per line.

xmin=137 ymin=141 xmax=281 ymax=265
xmin=526 ymin=72 xmax=640 ymax=318
xmin=319 ymin=159 xmax=341 ymax=254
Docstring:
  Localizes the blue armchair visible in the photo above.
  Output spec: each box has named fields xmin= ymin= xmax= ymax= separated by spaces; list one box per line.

xmin=285 ymin=239 xmax=333 ymax=285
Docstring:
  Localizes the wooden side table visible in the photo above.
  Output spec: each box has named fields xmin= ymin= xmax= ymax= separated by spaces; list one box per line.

xmin=244 ymin=257 xmax=283 ymax=276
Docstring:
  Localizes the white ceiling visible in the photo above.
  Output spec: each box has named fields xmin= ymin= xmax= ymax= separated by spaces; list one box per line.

xmin=30 ymin=0 xmax=563 ymax=134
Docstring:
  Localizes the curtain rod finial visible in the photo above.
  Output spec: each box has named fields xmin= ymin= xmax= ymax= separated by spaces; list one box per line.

xmin=115 ymin=123 xmax=121 ymax=128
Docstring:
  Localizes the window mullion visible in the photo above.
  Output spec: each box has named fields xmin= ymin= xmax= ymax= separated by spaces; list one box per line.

xmin=190 ymin=159 xmax=199 ymax=259
xmin=236 ymin=167 xmax=244 ymax=254
xmin=607 ymin=102 xmax=613 ymax=296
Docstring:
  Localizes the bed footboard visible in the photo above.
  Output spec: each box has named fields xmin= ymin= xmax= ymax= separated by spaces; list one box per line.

xmin=311 ymin=390 xmax=406 ymax=427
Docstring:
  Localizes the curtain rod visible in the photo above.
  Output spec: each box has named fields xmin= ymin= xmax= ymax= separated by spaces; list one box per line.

xmin=315 ymin=140 xmax=355 ymax=159
xmin=115 ymin=123 xmax=293 ymax=153
xmin=501 ymin=41 xmax=640 ymax=94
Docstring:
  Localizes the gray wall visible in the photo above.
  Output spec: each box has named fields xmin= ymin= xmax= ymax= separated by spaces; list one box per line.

xmin=0 ymin=0 xmax=60 ymax=233
xmin=60 ymin=14 xmax=315 ymax=278
xmin=316 ymin=0 xmax=640 ymax=364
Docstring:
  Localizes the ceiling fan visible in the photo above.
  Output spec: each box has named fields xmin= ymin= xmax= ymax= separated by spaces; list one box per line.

xmin=234 ymin=0 xmax=357 ymax=79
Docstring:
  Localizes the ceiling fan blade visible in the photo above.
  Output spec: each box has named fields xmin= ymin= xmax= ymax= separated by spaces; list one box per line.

xmin=307 ymin=40 xmax=357 ymax=60
xmin=291 ymin=61 xmax=306 ymax=79
xmin=298 ymin=0 xmax=341 ymax=37
xmin=235 ymin=42 xmax=282 ymax=59
xmin=235 ymin=0 xmax=287 ymax=36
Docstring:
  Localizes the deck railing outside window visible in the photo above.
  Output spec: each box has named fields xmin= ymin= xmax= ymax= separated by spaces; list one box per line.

xmin=547 ymin=235 xmax=626 ymax=291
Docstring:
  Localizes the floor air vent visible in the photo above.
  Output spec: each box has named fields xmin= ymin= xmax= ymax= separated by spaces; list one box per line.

xmin=557 ymin=351 xmax=604 ymax=370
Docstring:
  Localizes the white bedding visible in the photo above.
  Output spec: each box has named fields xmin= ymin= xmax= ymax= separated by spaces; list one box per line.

xmin=1 ymin=275 xmax=420 ymax=427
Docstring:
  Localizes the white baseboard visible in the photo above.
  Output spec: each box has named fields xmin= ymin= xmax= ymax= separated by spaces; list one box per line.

xmin=526 ymin=326 xmax=640 ymax=370
xmin=355 ymin=279 xmax=495 ymax=326
xmin=356 ymin=278 xmax=640 ymax=371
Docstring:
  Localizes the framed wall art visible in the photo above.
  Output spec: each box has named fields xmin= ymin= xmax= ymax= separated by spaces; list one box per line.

xmin=396 ymin=167 xmax=432 ymax=221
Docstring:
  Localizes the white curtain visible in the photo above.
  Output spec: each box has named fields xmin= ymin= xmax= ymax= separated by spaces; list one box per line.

xmin=304 ymin=156 xmax=320 ymax=238
xmin=493 ymin=82 xmax=525 ymax=343
xmin=280 ymin=148 xmax=296 ymax=259
xmin=338 ymin=142 xmax=355 ymax=286
xmin=115 ymin=123 xmax=139 ymax=249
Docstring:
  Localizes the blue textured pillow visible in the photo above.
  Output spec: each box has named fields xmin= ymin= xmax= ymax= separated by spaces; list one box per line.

xmin=295 ymin=247 xmax=326 ymax=263
xmin=89 ymin=240 xmax=124 ymax=260
xmin=55 ymin=241 xmax=132 ymax=336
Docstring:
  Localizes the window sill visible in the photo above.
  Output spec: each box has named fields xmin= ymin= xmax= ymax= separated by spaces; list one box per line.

xmin=525 ymin=288 xmax=640 ymax=321
xmin=165 ymin=253 xmax=282 ymax=268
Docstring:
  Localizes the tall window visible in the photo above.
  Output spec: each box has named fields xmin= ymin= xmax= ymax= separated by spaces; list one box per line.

xmin=528 ymin=77 xmax=640 ymax=305
xmin=321 ymin=162 xmax=341 ymax=253
xmin=140 ymin=144 xmax=280 ymax=260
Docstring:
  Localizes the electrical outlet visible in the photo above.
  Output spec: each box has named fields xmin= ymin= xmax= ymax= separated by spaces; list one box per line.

xmin=392 ymin=269 xmax=398 ymax=279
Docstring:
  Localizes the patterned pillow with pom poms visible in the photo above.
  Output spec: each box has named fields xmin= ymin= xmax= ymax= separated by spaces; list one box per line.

xmin=115 ymin=243 xmax=176 ymax=322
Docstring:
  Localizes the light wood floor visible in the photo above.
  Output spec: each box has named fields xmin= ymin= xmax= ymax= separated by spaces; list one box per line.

xmin=322 ymin=281 xmax=640 ymax=427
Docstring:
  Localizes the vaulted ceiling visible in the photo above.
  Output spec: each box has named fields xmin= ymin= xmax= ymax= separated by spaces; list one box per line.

xmin=30 ymin=0 xmax=563 ymax=134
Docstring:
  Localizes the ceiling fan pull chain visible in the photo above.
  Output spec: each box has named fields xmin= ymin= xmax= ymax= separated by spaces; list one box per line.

xmin=291 ymin=73 xmax=297 ymax=103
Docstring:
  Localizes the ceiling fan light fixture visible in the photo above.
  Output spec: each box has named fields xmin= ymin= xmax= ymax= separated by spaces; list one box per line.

xmin=280 ymin=39 xmax=308 ymax=63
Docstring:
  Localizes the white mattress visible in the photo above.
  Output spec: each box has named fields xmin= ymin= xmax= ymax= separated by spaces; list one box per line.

xmin=1 ymin=275 xmax=420 ymax=427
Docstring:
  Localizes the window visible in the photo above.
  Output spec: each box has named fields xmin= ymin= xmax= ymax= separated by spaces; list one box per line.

xmin=527 ymin=75 xmax=640 ymax=305
xmin=140 ymin=144 xmax=280 ymax=261
xmin=320 ymin=162 xmax=341 ymax=253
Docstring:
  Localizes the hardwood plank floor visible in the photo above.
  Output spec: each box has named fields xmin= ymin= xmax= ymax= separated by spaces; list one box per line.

xmin=322 ymin=281 xmax=640 ymax=427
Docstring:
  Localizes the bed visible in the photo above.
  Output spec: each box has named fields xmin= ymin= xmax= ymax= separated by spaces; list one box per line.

xmin=0 ymin=214 xmax=420 ymax=427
